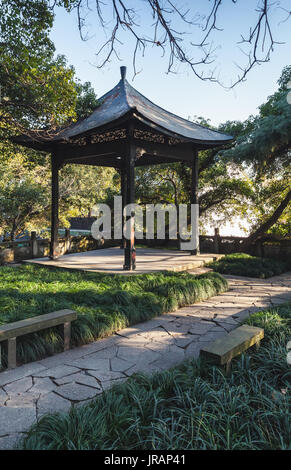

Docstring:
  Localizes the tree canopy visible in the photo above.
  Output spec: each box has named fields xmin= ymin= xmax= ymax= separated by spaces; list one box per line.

xmin=0 ymin=0 xmax=80 ymax=134
xmin=134 ymin=67 xmax=291 ymax=241
xmin=0 ymin=0 xmax=115 ymax=240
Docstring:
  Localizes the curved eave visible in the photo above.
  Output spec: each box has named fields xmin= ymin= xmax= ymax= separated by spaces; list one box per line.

xmin=12 ymin=110 xmax=233 ymax=152
xmin=11 ymin=136 xmax=52 ymax=152
xmin=125 ymin=80 xmax=233 ymax=145
xmin=11 ymin=111 xmax=133 ymax=151
xmin=133 ymin=112 xmax=233 ymax=149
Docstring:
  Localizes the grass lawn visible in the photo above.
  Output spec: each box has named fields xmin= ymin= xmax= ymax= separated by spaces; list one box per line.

xmin=207 ymin=252 xmax=291 ymax=278
xmin=0 ymin=265 xmax=227 ymax=366
xmin=20 ymin=301 xmax=291 ymax=450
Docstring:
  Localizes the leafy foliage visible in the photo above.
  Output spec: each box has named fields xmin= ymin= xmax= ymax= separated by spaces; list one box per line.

xmin=0 ymin=141 xmax=115 ymax=239
xmin=75 ymin=81 xmax=99 ymax=120
xmin=19 ymin=302 xmax=291 ymax=450
xmin=221 ymin=67 xmax=291 ymax=240
xmin=0 ymin=0 xmax=117 ymax=240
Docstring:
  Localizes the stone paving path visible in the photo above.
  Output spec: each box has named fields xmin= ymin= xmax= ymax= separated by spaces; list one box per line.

xmin=0 ymin=272 xmax=290 ymax=449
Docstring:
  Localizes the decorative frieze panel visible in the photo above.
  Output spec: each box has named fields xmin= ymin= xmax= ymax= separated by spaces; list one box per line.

xmin=91 ymin=129 xmax=127 ymax=144
xmin=134 ymin=129 xmax=165 ymax=143
xmin=66 ymin=128 xmax=186 ymax=148
xmin=168 ymin=137 xmax=185 ymax=145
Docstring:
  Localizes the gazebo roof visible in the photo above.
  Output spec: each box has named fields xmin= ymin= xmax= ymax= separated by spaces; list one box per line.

xmin=14 ymin=67 xmax=232 ymax=149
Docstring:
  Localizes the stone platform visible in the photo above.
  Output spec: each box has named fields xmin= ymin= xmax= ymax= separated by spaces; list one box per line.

xmin=24 ymin=247 xmax=223 ymax=274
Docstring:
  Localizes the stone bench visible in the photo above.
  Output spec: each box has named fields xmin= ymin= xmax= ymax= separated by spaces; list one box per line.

xmin=200 ymin=324 xmax=264 ymax=374
xmin=0 ymin=309 xmax=77 ymax=370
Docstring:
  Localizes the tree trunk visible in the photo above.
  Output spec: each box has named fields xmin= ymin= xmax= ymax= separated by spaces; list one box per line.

xmin=242 ymin=188 xmax=291 ymax=249
xmin=10 ymin=220 xmax=17 ymax=241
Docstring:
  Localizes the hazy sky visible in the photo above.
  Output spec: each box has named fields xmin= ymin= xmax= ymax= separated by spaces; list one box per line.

xmin=50 ymin=1 xmax=291 ymax=126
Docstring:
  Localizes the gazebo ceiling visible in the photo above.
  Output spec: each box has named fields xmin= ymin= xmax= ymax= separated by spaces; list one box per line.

xmin=13 ymin=67 xmax=232 ymax=167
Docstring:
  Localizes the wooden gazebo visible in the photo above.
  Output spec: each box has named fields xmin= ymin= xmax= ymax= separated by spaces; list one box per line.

xmin=14 ymin=66 xmax=232 ymax=270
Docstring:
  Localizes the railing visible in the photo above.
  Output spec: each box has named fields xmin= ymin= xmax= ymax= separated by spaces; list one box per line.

xmin=0 ymin=228 xmax=290 ymax=264
xmin=0 ymin=229 xmax=121 ymax=264
xmin=199 ymin=229 xmax=291 ymax=257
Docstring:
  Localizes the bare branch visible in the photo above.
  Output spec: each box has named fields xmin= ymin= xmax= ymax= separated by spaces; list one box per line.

xmin=70 ymin=0 xmax=290 ymax=87
xmin=230 ymin=0 xmax=283 ymax=87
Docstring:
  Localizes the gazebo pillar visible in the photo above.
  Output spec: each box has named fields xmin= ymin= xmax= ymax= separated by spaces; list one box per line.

xmin=50 ymin=152 xmax=59 ymax=259
xmin=190 ymin=149 xmax=200 ymax=255
xmin=123 ymin=124 xmax=136 ymax=270
xmin=120 ymin=167 xmax=127 ymax=249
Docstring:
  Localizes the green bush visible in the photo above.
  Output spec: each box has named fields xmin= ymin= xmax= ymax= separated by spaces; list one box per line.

xmin=0 ymin=265 xmax=228 ymax=365
xmin=207 ymin=253 xmax=291 ymax=278
xmin=20 ymin=302 xmax=291 ymax=450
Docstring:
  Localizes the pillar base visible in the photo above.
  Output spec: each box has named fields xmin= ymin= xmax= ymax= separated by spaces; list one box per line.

xmin=49 ymin=252 xmax=60 ymax=261
xmin=123 ymin=247 xmax=136 ymax=270
xmin=120 ymin=239 xmax=126 ymax=250
xmin=190 ymin=249 xmax=200 ymax=255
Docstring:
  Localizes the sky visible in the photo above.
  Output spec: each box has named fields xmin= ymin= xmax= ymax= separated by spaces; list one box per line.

xmin=50 ymin=1 xmax=290 ymax=236
xmin=50 ymin=0 xmax=291 ymax=126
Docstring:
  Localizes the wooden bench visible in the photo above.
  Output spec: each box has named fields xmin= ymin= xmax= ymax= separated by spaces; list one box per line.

xmin=0 ymin=309 xmax=77 ymax=370
xmin=200 ymin=325 xmax=264 ymax=375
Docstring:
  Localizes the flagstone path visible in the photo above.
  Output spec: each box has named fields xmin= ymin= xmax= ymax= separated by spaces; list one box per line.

xmin=0 ymin=272 xmax=290 ymax=449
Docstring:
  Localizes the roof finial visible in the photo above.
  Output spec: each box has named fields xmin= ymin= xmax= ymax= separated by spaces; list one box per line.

xmin=120 ymin=66 xmax=127 ymax=80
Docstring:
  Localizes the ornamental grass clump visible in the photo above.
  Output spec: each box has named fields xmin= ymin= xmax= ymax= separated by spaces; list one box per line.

xmin=20 ymin=301 xmax=291 ymax=450
xmin=207 ymin=252 xmax=290 ymax=278
xmin=0 ymin=265 xmax=228 ymax=365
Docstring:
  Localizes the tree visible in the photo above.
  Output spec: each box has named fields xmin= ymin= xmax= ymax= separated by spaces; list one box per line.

xmin=224 ymin=66 xmax=291 ymax=245
xmin=0 ymin=147 xmax=116 ymax=240
xmin=0 ymin=79 xmax=115 ymax=240
xmin=75 ymin=81 xmax=100 ymax=119
xmin=0 ymin=1 xmax=116 ymax=239
xmin=4 ymin=1 xmax=290 ymax=88
xmin=135 ymin=80 xmax=291 ymax=241
xmin=0 ymin=146 xmax=49 ymax=240
xmin=0 ymin=0 xmax=77 ymax=134
xmin=134 ymin=115 xmax=253 ymax=236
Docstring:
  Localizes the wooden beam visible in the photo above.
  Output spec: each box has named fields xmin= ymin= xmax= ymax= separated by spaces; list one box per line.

xmin=135 ymin=155 xmax=181 ymax=166
xmin=57 ymin=141 xmax=127 ymax=160
xmin=63 ymin=321 xmax=71 ymax=351
xmin=135 ymin=140 xmax=193 ymax=162
xmin=0 ymin=309 xmax=77 ymax=369
xmin=191 ymin=149 xmax=199 ymax=205
xmin=50 ymin=152 xmax=59 ymax=259
xmin=201 ymin=325 xmax=264 ymax=366
xmin=57 ymin=139 xmax=192 ymax=164
xmin=66 ymin=155 xmax=181 ymax=168
xmin=7 ymin=337 xmax=17 ymax=369
xmin=0 ymin=310 xmax=77 ymax=341
xmin=65 ymin=157 xmax=122 ymax=168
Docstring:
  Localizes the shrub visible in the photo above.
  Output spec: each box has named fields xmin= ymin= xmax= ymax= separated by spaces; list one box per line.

xmin=207 ymin=253 xmax=291 ymax=278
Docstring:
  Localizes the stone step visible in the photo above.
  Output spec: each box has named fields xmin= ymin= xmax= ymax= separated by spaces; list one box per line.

xmin=165 ymin=254 xmax=223 ymax=273
xmin=187 ymin=267 xmax=213 ymax=275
